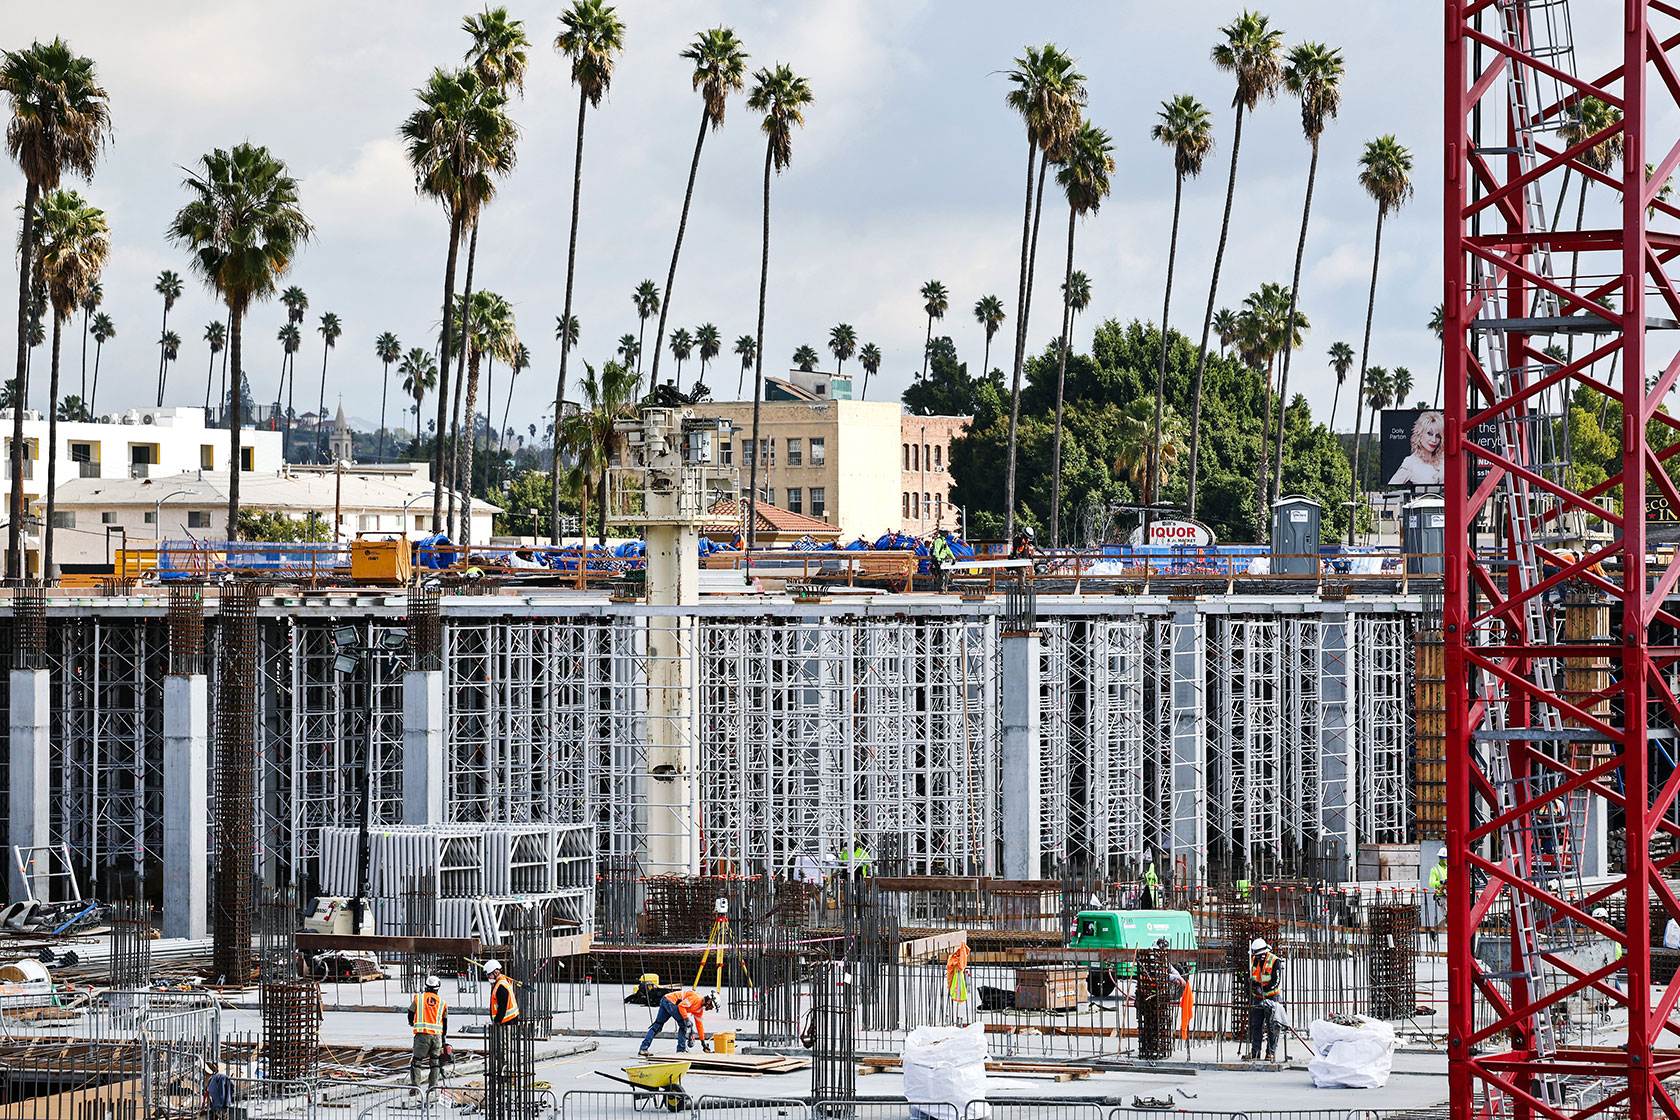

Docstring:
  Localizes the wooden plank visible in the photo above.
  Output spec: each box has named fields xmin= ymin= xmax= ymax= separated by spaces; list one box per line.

xmin=899 ymin=929 xmax=968 ymax=964
xmin=547 ymin=933 xmax=593 ymax=958
xmin=297 ymin=933 xmax=481 ymax=955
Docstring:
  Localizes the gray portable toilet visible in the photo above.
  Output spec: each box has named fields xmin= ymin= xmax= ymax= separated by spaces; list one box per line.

xmin=1404 ymin=495 xmax=1446 ymax=575
xmin=1271 ymin=496 xmax=1322 ymax=576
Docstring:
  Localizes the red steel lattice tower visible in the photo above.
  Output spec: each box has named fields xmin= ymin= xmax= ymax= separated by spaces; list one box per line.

xmin=1447 ymin=2 xmax=1680 ymax=1117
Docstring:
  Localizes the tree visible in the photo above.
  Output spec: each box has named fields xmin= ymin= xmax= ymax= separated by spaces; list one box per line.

xmin=555 ymin=313 xmax=580 ymax=355
xmin=1328 ymin=340 xmax=1354 ymax=429
xmin=828 ymin=323 xmax=857 ymax=381
xmin=374 ymin=330 xmax=401 ymax=462
xmin=168 ymin=143 xmax=313 ymax=540
xmin=1428 ymin=304 xmax=1444 ymax=407
xmin=1270 ymin=41 xmax=1343 ymax=507
xmin=203 ymin=320 xmax=226 ymax=413
xmin=57 ymin=394 xmax=87 ymax=421
xmin=919 ymin=280 xmax=949 ymax=380
xmin=497 ymin=341 xmax=532 ymax=485
xmin=1003 ymin=44 xmax=1086 ymax=541
xmin=1363 ymin=365 xmax=1392 ymax=414
xmin=463 ymin=5 xmax=530 ymax=95
xmin=558 ymin=358 xmax=637 ymax=544
xmin=1186 ymin=11 xmax=1284 ymax=519
xmin=153 ymin=269 xmax=183 ymax=406
xmin=79 ymin=280 xmax=100 ymax=403
xmin=276 ymin=321 xmax=301 ymax=450
xmin=1350 ymin=134 xmax=1414 ymax=526
xmin=1558 ymin=96 xmax=1623 ymax=360
xmin=159 ymin=330 xmax=182 ymax=403
xmin=791 ymin=344 xmax=819 ymax=372
xmin=617 ymin=333 xmax=640 ymax=369
xmin=904 ymin=336 xmax=991 ymax=417
xmin=668 ymin=327 xmax=694 ymax=387
xmin=1390 ymin=366 xmax=1413 ymax=408
xmin=632 ymin=278 xmax=659 ymax=381
xmin=649 ymin=26 xmax=748 ymax=393
xmin=734 ymin=333 xmax=756 ymax=396
xmin=1239 ymin=281 xmax=1307 ymax=537
xmin=695 ymin=322 xmax=721 ymax=392
xmin=449 ymin=289 xmax=517 ymax=537
xmin=1148 ymin=93 xmax=1214 ymax=524
xmin=1049 ymin=121 xmax=1114 ymax=547
xmin=858 ymin=342 xmax=882 ymax=401
xmin=973 ymin=294 xmax=1006 ymax=381
xmin=314 ymin=311 xmax=342 ymax=463
xmin=744 ymin=63 xmax=813 ymax=548
xmin=30 ymin=188 xmax=108 ymax=574
xmin=1213 ymin=308 xmax=1237 ymax=356
xmin=88 ymin=311 xmax=113 ymax=414
xmin=400 ymin=347 xmax=439 ymax=459
xmin=551 ymin=0 xmax=625 ymax=540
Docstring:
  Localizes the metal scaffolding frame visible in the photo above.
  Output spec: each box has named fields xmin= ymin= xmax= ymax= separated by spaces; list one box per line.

xmin=1208 ymin=618 xmax=1282 ymax=877
xmin=1142 ymin=617 xmax=1175 ymax=866
xmin=1066 ymin=619 xmax=1145 ymax=876
xmin=1283 ymin=618 xmax=1323 ymax=860
xmin=1356 ymin=617 xmax=1410 ymax=845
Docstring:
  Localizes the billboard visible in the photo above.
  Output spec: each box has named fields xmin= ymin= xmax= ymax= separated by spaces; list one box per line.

xmin=1379 ymin=409 xmax=1502 ymax=489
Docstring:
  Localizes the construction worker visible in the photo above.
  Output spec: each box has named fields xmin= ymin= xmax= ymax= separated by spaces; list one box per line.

xmin=1247 ymin=937 xmax=1285 ymax=1063
xmin=931 ymin=529 xmax=955 ymax=591
xmin=639 ymin=989 xmax=717 ymax=1056
xmin=1139 ymin=861 xmax=1160 ymax=909
xmin=484 ymin=960 xmax=518 ymax=1090
xmin=844 ymin=843 xmax=872 ymax=879
xmin=1010 ymin=526 xmax=1035 ymax=560
xmin=1430 ymin=851 xmax=1449 ymax=927
xmin=406 ymin=974 xmax=448 ymax=1099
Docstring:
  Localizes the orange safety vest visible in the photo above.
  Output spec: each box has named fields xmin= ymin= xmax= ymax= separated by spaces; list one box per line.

xmin=491 ymin=974 xmax=519 ymax=1023
xmin=1250 ymin=953 xmax=1281 ymax=999
xmin=412 ymin=991 xmax=445 ymax=1035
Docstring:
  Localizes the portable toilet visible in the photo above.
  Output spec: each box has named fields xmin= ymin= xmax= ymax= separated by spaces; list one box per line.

xmin=1404 ymin=495 xmax=1446 ymax=575
xmin=1271 ymin=496 xmax=1322 ymax=576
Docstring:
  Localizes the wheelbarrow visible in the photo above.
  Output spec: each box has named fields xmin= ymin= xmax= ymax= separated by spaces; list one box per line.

xmin=597 ymin=1060 xmax=692 ymax=1112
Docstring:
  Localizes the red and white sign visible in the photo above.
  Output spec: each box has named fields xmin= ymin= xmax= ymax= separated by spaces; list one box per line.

xmin=1127 ymin=518 xmax=1215 ymax=548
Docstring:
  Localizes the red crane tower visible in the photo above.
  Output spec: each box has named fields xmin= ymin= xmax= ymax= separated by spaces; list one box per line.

xmin=1448 ymin=2 xmax=1680 ymax=1117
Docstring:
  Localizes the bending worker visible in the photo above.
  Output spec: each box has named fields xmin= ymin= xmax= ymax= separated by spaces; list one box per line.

xmin=639 ymin=989 xmax=717 ymax=1056
xmin=407 ymin=974 xmax=447 ymax=1100
xmin=1247 ymin=937 xmax=1285 ymax=1063
xmin=484 ymin=960 xmax=518 ymax=1086
xmin=1429 ymin=850 xmax=1448 ymax=926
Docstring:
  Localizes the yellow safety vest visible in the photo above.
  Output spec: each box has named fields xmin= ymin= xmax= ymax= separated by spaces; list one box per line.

xmin=413 ymin=991 xmax=445 ymax=1035
xmin=1251 ymin=954 xmax=1281 ymax=998
xmin=491 ymin=974 xmax=519 ymax=1023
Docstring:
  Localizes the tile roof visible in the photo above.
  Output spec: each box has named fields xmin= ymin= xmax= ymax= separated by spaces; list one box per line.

xmin=705 ymin=498 xmax=841 ymax=538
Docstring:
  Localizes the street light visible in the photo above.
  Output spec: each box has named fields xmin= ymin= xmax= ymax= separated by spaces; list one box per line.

xmin=154 ymin=488 xmax=200 ymax=542
xmin=401 ymin=492 xmax=427 ymax=537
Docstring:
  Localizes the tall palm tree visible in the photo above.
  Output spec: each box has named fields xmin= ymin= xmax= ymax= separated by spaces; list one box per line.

xmin=558 ymin=358 xmax=637 ymax=544
xmin=1363 ymin=366 xmax=1392 ymax=413
xmin=828 ymin=323 xmax=857 ymax=382
xmin=450 ymin=289 xmax=517 ymax=538
xmin=1558 ymin=97 xmax=1623 ymax=360
xmin=1327 ymin=340 xmax=1354 ymax=430
xmin=668 ymin=327 xmax=695 ymax=387
xmin=375 ymin=330 xmax=401 ymax=462
xmin=1350 ymin=135 xmax=1414 ymax=522
xmin=973 ymin=294 xmax=1006 ymax=379
xmin=203 ymin=320 xmax=226 ymax=413
xmin=79 ymin=280 xmax=100 ymax=403
xmin=632 ymin=279 xmax=659 ymax=380
xmin=858 ymin=343 xmax=882 ymax=401
xmin=88 ymin=311 xmax=113 ymax=415
xmin=1213 ymin=308 xmax=1237 ymax=357
xmin=400 ymin=347 xmax=439 ymax=460
xmin=1428 ymin=304 xmax=1445 ymax=407
xmin=277 ymin=322 xmax=301 ymax=447
xmin=734 ymin=333 xmax=756 ymax=396
xmin=792 ymin=344 xmax=819 ymax=372
xmin=30 ymin=188 xmax=108 ymax=575
xmin=617 ymin=333 xmax=640 ymax=369
xmin=1390 ymin=366 xmax=1413 ymax=407
xmin=744 ymin=63 xmax=813 ymax=548
xmin=1186 ymin=11 xmax=1284 ymax=519
xmin=158 ymin=331 xmax=181 ymax=403
xmin=695 ymin=322 xmax=721 ymax=392
xmin=1003 ymin=44 xmax=1086 ymax=542
xmin=551 ymin=0 xmax=625 ymax=539
xmin=1148 ymin=93 xmax=1214 ymax=522
xmin=314 ymin=312 xmax=342 ymax=462
xmin=650 ymin=26 xmax=749 ymax=392
xmin=919 ymin=280 xmax=949 ymax=380
xmin=1243 ymin=281 xmax=1308 ymax=536
xmin=464 ymin=5 xmax=530 ymax=95
xmin=1049 ymin=122 xmax=1114 ymax=547
xmin=499 ymin=341 xmax=531 ymax=479
xmin=555 ymin=313 xmax=580 ymax=355
xmin=1269 ymin=41 xmax=1343 ymax=507
xmin=401 ymin=64 xmax=516 ymax=531
xmin=152 ymin=269 xmax=183 ymax=407
xmin=168 ymin=143 xmax=312 ymax=539
xmin=280 ymin=284 xmax=308 ymax=326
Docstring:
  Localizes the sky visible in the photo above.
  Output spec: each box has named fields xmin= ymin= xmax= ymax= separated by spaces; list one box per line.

xmin=4 ymin=1 xmax=1479 ymax=439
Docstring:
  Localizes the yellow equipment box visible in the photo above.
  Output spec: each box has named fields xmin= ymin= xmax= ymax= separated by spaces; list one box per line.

xmin=350 ymin=538 xmax=411 ymax=585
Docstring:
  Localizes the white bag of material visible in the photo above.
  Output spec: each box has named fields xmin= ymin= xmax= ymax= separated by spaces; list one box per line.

xmin=903 ymin=1022 xmax=989 ymax=1120
xmin=1307 ymin=1017 xmax=1397 ymax=1089
xmin=1666 ymin=918 xmax=1680 ymax=950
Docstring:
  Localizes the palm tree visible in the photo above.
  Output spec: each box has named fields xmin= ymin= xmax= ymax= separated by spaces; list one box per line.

xmin=167 ymin=142 xmax=314 ymax=539
xmin=744 ymin=63 xmax=814 ymax=548
xmin=1350 ymin=135 xmax=1414 ymax=521
xmin=88 ymin=311 xmax=114 ymax=415
xmin=1242 ymin=282 xmax=1308 ymax=536
xmin=558 ymin=358 xmax=637 ymax=544
xmin=551 ymin=0 xmax=626 ymax=539
xmin=792 ymin=344 xmax=819 ymax=372
xmin=617 ymin=333 xmax=641 ymax=369
xmin=151 ymin=270 xmax=184 ymax=407
xmin=858 ymin=342 xmax=882 ymax=401
xmin=1390 ymin=366 xmax=1413 ymax=408
xmin=499 ymin=341 xmax=531 ymax=480
xmin=734 ymin=334 xmax=756 ymax=396
xmin=973 ymin=294 xmax=1006 ymax=379
xmin=1148 ymin=93 xmax=1214 ymax=523
xmin=1185 ymin=12 xmax=1284 ymax=519
xmin=1327 ymin=340 xmax=1354 ymax=429
xmin=158 ymin=331 xmax=181 ymax=404
xmin=79 ymin=280 xmax=101 ymax=403
xmin=1363 ymin=366 xmax=1392 ymax=412
xmin=1428 ymin=304 xmax=1445 ymax=407
xmin=313 ymin=312 xmax=342 ymax=462
xmin=1270 ymin=42 xmax=1343 ymax=507
xmin=632 ymin=279 xmax=659 ymax=380
xmin=1213 ymin=308 xmax=1237 ymax=357
xmin=203 ymin=320 xmax=226 ymax=414
xmin=375 ymin=330 xmax=401 ymax=462
xmin=668 ymin=327 xmax=695 ymax=386
xmin=919 ymin=280 xmax=950 ymax=380
xmin=25 ymin=305 xmax=44 ymax=379
xmin=556 ymin=313 xmax=580 ymax=355
xmin=281 ymin=284 xmax=309 ymax=326
xmin=57 ymin=395 xmax=87 ymax=422
xmin=464 ymin=5 xmax=530 ymax=95
xmin=450 ymin=289 xmax=517 ymax=539
xmin=1049 ymin=122 xmax=1114 ymax=548
xmin=650 ymin=26 xmax=749 ymax=393
xmin=1558 ymin=97 xmax=1624 ymax=359
xmin=1003 ymin=44 xmax=1086 ymax=541
xmin=828 ymin=323 xmax=857 ymax=382
xmin=695 ymin=322 xmax=721 ymax=392
xmin=30 ymin=188 xmax=108 ymax=575
xmin=277 ymin=322 xmax=301 ymax=447
xmin=1115 ymin=398 xmax=1188 ymax=493
xmin=400 ymin=347 xmax=439 ymax=459
xmin=401 ymin=65 xmax=516 ymax=531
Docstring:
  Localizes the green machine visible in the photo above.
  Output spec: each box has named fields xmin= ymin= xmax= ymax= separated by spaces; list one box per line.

xmin=1069 ymin=909 xmax=1197 ymax=983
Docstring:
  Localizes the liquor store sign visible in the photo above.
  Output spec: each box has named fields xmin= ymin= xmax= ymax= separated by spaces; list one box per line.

xmin=1128 ymin=518 xmax=1216 ymax=547
xmin=1649 ymin=492 xmax=1680 ymax=525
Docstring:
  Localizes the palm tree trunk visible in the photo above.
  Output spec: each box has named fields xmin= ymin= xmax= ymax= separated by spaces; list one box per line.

xmin=500 ymin=372 xmax=519 ymax=489
xmin=228 ymin=307 xmax=244 ymax=541
xmin=1566 ymin=175 xmax=1588 ymax=363
xmin=597 ymin=463 xmax=609 ymax=547
xmin=1147 ymin=170 xmax=1186 ymax=540
xmin=1433 ymin=346 xmax=1444 ymax=408
xmin=1187 ymin=102 xmax=1247 ymax=520
xmin=1003 ymin=139 xmax=1041 ymax=543
xmin=1049 ymin=206 xmax=1077 ymax=549
xmin=274 ymin=353 xmax=288 ymax=437
xmin=1350 ymin=207 xmax=1387 ymax=543
xmin=81 ymin=307 xmax=90 ymax=404
xmin=219 ymin=320 xmax=230 ymax=426
xmin=551 ymin=89 xmax=590 ymax=543
xmin=284 ymin=352 xmax=297 ymax=454
xmin=1270 ymin=135 xmax=1321 ymax=510
xmin=8 ymin=177 xmax=39 ymax=579
xmin=43 ymin=316 xmax=63 ymax=578
xmin=649 ymin=109 xmax=711 ymax=397
xmin=1256 ymin=356 xmax=1275 ymax=543
xmin=378 ymin=359 xmax=390 ymax=463
xmin=156 ymin=302 xmax=170 ymax=407
xmin=315 ymin=342 xmax=331 ymax=464
xmin=922 ymin=315 xmax=934 ymax=380
xmin=433 ymin=210 xmax=463 ymax=531
xmin=449 ymin=221 xmax=481 ymax=538
xmin=460 ymin=350 xmax=482 ymax=545
xmin=747 ymin=141 xmax=774 ymax=551
xmin=1330 ymin=377 xmax=1343 ymax=432
xmin=982 ymin=334 xmax=992 ymax=384
xmin=90 ymin=339 xmax=104 ymax=418
xmin=204 ymin=346 xmax=215 ymax=414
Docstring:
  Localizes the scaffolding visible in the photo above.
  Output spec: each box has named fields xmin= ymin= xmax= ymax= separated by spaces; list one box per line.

xmin=1356 ymin=617 xmax=1410 ymax=844
xmin=1282 ymin=618 xmax=1323 ymax=863
xmin=1209 ymin=618 xmax=1282 ymax=876
xmin=1066 ymin=619 xmax=1145 ymax=876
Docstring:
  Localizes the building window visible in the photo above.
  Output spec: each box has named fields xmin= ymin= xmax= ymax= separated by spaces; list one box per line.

xmin=766 ymin=439 xmax=775 ymax=466
xmin=935 ymin=494 xmax=943 ymax=523
xmin=934 ymin=445 xmax=943 ymax=468
xmin=201 ymin=444 xmax=215 ymax=470
xmin=903 ymin=444 xmax=910 ymax=470
xmin=50 ymin=511 xmax=74 ymax=529
xmin=358 ymin=514 xmax=377 ymax=531
xmin=924 ymin=444 xmax=931 ymax=470
xmin=787 ymin=487 xmax=802 ymax=514
xmin=720 ymin=441 xmax=734 ymax=467
xmin=903 ymin=492 xmax=911 ymax=519
xmin=240 ymin=447 xmax=254 ymax=471
xmin=414 ymin=515 xmax=426 ymax=531
xmin=810 ymin=438 xmax=825 ymax=466
xmin=810 ymin=487 xmax=826 ymax=519
xmin=4 ymin=439 xmax=36 ymax=479
xmin=187 ymin=511 xmax=211 ymax=529
xmin=787 ymin=438 xmax=803 ymax=466
xmin=924 ymin=492 xmax=931 ymax=520
xmin=101 ymin=511 xmax=118 ymax=524
xmin=144 ymin=511 xmax=157 ymax=524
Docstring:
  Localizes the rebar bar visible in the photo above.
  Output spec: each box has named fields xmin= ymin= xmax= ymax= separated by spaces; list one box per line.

xmin=488 ymin=904 xmax=543 ymax=1120
xmin=258 ymin=883 xmax=298 ymax=984
xmin=1368 ymin=901 xmax=1420 ymax=1019
xmin=259 ymin=977 xmax=321 ymax=1081
xmin=810 ymin=960 xmax=857 ymax=1102
xmin=1136 ymin=946 xmax=1175 ymax=1060
xmin=167 ymin=583 xmax=205 ymax=675
xmin=213 ymin=583 xmax=259 ymax=984
xmin=400 ymin=873 xmax=439 ymax=994
xmin=12 ymin=583 xmax=44 ymax=670
xmin=408 ymin=582 xmax=441 ymax=672
xmin=108 ymin=897 xmax=153 ymax=988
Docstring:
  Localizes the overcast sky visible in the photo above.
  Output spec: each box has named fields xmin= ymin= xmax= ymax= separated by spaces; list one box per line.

xmin=5 ymin=1 xmax=1471 ymax=436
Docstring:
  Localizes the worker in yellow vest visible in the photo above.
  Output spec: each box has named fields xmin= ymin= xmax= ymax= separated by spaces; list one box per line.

xmin=407 ymin=975 xmax=447 ymax=1099
xmin=1247 ymin=938 xmax=1285 ymax=1063
xmin=484 ymin=960 xmax=519 ymax=1090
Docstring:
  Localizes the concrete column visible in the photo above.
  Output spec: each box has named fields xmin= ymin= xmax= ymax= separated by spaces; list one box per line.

xmin=1001 ymin=628 xmax=1042 ymax=879
xmin=9 ymin=669 xmax=51 ymax=904
xmin=162 ymin=674 xmax=209 ymax=939
xmin=646 ymin=522 xmax=700 ymax=874
xmin=1319 ymin=608 xmax=1358 ymax=882
xmin=1167 ymin=611 xmax=1206 ymax=884
xmin=403 ymin=670 xmax=447 ymax=826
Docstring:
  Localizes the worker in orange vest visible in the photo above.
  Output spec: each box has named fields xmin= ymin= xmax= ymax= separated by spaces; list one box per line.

xmin=639 ymin=989 xmax=717 ymax=1056
xmin=484 ymin=960 xmax=519 ymax=1090
xmin=407 ymin=975 xmax=448 ymax=1100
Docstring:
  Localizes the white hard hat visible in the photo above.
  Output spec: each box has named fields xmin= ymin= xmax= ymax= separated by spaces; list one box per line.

xmin=425 ymin=974 xmax=442 ymax=990
xmin=1249 ymin=937 xmax=1270 ymax=954
xmin=1438 ymin=850 xmax=1448 ymax=860
xmin=1591 ymin=907 xmax=1609 ymax=920
xmin=482 ymin=959 xmax=502 ymax=974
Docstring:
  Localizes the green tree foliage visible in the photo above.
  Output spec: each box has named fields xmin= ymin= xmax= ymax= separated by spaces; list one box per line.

xmin=236 ymin=509 xmax=331 ymax=542
xmin=495 ymin=469 xmax=580 ymax=536
xmin=903 ymin=337 xmax=999 ymax=418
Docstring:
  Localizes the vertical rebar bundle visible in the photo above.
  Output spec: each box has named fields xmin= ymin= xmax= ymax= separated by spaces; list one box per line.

xmin=12 ymin=583 xmax=45 ymax=670
xmin=400 ymin=873 xmax=439 ymax=994
xmin=810 ymin=961 xmax=857 ymax=1103
xmin=488 ymin=904 xmax=542 ymax=1120
xmin=754 ymin=922 xmax=803 ymax=1045
xmin=595 ymin=855 xmax=641 ymax=943
xmin=1227 ymin=910 xmax=1279 ymax=1042
xmin=1367 ymin=902 xmax=1420 ymax=1020
xmin=213 ymin=583 xmax=259 ymax=984
xmin=167 ymin=584 xmax=205 ymax=675
xmin=108 ymin=897 xmax=153 ymax=988
xmin=408 ymin=583 xmax=441 ymax=671
xmin=258 ymin=883 xmax=299 ymax=984
xmin=1135 ymin=946 xmax=1175 ymax=1059
xmin=260 ymin=977 xmax=321 ymax=1081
